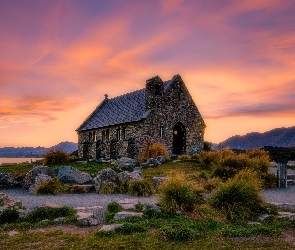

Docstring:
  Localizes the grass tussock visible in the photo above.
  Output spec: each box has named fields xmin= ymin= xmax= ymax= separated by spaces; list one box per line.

xmin=43 ymin=149 xmax=69 ymax=165
xmin=35 ymin=177 xmax=86 ymax=195
xmin=139 ymin=143 xmax=169 ymax=162
xmin=159 ymin=174 xmax=205 ymax=212
xmin=209 ymin=170 xmax=266 ymax=222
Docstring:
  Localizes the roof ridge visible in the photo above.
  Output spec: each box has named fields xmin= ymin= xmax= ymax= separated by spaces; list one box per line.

xmin=107 ymin=88 xmax=145 ymax=101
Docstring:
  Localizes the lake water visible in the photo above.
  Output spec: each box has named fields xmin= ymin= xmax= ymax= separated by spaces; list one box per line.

xmin=0 ymin=157 xmax=43 ymax=165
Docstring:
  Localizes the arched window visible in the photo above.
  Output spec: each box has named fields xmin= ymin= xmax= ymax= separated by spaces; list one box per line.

xmin=89 ymin=132 xmax=93 ymax=142
xmin=154 ymin=83 xmax=162 ymax=96
xmin=116 ymin=128 xmax=120 ymax=141
xmin=160 ymin=125 xmax=164 ymax=138
xmin=93 ymin=131 xmax=96 ymax=141
xmin=102 ymin=130 xmax=105 ymax=141
xmin=122 ymin=128 xmax=126 ymax=139
xmin=106 ymin=129 xmax=110 ymax=140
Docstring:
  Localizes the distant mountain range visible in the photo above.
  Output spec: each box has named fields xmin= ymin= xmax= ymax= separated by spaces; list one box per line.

xmin=0 ymin=141 xmax=78 ymax=157
xmin=217 ymin=126 xmax=295 ymax=150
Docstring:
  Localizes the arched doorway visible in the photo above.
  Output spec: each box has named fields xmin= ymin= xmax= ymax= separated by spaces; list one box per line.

xmin=82 ymin=144 xmax=89 ymax=160
xmin=172 ymin=122 xmax=186 ymax=154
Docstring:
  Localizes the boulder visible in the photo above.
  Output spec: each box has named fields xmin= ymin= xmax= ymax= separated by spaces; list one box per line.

xmin=157 ymin=156 xmax=167 ymax=164
xmin=77 ymin=212 xmax=100 ymax=226
xmin=23 ymin=165 xmax=55 ymax=189
xmin=114 ymin=211 xmax=143 ymax=221
xmin=28 ymin=174 xmax=52 ymax=194
xmin=151 ymin=177 xmax=168 ymax=186
xmin=93 ymin=168 xmax=118 ymax=193
xmin=147 ymin=158 xmax=161 ymax=165
xmin=55 ymin=166 xmax=93 ymax=185
xmin=118 ymin=198 xmax=139 ymax=210
xmin=75 ymin=206 xmax=104 ymax=222
xmin=117 ymin=157 xmax=138 ymax=171
xmin=0 ymin=192 xmax=22 ymax=213
xmin=117 ymin=171 xmax=143 ymax=182
xmin=0 ymin=170 xmax=19 ymax=188
xmin=99 ymin=224 xmax=123 ymax=232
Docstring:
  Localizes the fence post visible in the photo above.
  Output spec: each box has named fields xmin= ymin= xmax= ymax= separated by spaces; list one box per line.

xmin=277 ymin=158 xmax=288 ymax=188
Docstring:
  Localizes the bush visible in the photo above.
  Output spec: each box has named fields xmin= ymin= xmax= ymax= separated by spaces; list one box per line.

xmin=203 ymin=177 xmax=221 ymax=192
xmin=128 ymin=179 xmax=155 ymax=196
xmin=158 ymin=225 xmax=197 ymax=241
xmin=99 ymin=183 xmax=116 ymax=194
xmin=107 ymin=202 xmax=122 ymax=214
xmin=115 ymin=222 xmax=147 ymax=234
xmin=209 ymin=170 xmax=266 ymax=222
xmin=159 ymin=174 xmax=205 ymax=212
xmin=69 ymin=185 xmax=87 ymax=194
xmin=27 ymin=206 xmax=75 ymax=223
xmin=261 ymin=173 xmax=277 ymax=189
xmin=178 ymin=154 xmax=191 ymax=160
xmin=139 ymin=143 xmax=169 ymax=162
xmin=35 ymin=177 xmax=63 ymax=195
xmin=0 ymin=209 xmax=19 ymax=224
xmin=43 ymin=149 xmax=69 ymax=165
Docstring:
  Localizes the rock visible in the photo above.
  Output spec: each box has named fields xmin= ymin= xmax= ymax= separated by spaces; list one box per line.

xmin=8 ymin=230 xmax=19 ymax=237
xmin=75 ymin=206 xmax=104 ymax=223
xmin=0 ymin=170 xmax=19 ymax=188
xmin=37 ymin=203 xmax=63 ymax=209
xmin=277 ymin=212 xmax=295 ymax=220
xmin=147 ymin=158 xmax=161 ymax=166
xmin=110 ymin=159 xmax=118 ymax=165
xmin=77 ymin=212 xmax=100 ymax=226
xmin=28 ymin=174 xmax=52 ymax=194
xmin=23 ymin=165 xmax=55 ymax=189
xmin=117 ymin=157 xmax=138 ymax=170
xmin=117 ymin=171 xmax=143 ymax=182
xmin=114 ymin=211 xmax=143 ymax=221
xmin=53 ymin=217 xmax=65 ymax=222
xmin=118 ymin=199 xmax=139 ymax=210
xmin=99 ymin=224 xmax=123 ymax=232
xmin=269 ymin=202 xmax=295 ymax=210
xmin=93 ymin=168 xmax=118 ymax=193
xmin=157 ymin=156 xmax=167 ymax=164
xmin=149 ymin=204 xmax=161 ymax=213
xmin=258 ymin=214 xmax=270 ymax=222
xmin=55 ymin=166 xmax=93 ymax=185
xmin=172 ymin=160 xmax=181 ymax=163
xmin=0 ymin=192 xmax=10 ymax=206
xmin=151 ymin=177 xmax=168 ymax=186
xmin=0 ymin=192 xmax=22 ymax=213
xmin=248 ymin=222 xmax=261 ymax=225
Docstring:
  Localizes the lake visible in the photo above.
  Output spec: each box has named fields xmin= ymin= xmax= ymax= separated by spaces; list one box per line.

xmin=0 ymin=157 xmax=43 ymax=165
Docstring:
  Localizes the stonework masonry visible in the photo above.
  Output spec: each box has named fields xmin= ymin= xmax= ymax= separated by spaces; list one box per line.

xmin=77 ymin=74 xmax=205 ymax=159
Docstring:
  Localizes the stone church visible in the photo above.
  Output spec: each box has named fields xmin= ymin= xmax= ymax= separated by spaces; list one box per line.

xmin=76 ymin=74 xmax=205 ymax=160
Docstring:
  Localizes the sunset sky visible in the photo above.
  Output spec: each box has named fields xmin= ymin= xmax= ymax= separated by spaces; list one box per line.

xmin=1 ymin=0 xmax=295 ymax=147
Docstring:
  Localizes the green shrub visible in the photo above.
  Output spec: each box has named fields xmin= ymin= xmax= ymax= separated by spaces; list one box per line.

xmin=115 ymin=222 xmax=147 ymax=234
xmin=43 ymin=149 xmax=69 ymax=165
xmin=139 ymin=143 xmax=169 ymax=162
xmin=107 ymin=202 xmax=122 ymax=214
xmin=158 ymin=225 xmax=197 ymax=241
xmin=0 ymin=209 xmax=19 ymax=224
xmin=35 ymin=177 xmax=63 ymax=195
xmin=178 ymin=154 xmax=191 ymax=160
xmin=116 ymin=180 xmax=129 ymax=194
xmin=99 ymin=183 xmax=116 ymax=194
xmin=26 ymin=206 xmax=75 ymax=223
xmin=69 ymin=185 xmax=87 ymax=194
xmin=159 ymin=175 xmax=205 ymax=212
xmin=261 ymin=173 xmax=277 ymax=189
xmin=128 ymin=179 xmax=155 ymax=196
xmin=209 ymin=170 xmax=266 ymax=222
xmin=203 ymin=177 xmax=221 ymax=192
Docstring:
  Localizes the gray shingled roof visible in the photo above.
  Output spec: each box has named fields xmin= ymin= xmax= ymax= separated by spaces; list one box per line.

xmin=77 ymin=80 xmax=173 ymax=131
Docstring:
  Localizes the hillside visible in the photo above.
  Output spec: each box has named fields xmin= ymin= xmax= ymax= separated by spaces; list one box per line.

xmin=219 ymin=126 xmax=295 ymax=150
xmin=0 ymin=141 xmax=78 ymax=157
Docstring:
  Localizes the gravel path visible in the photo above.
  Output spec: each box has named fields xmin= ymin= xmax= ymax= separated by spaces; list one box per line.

xmin=1 ymin=189 xmax=158 ymax=210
